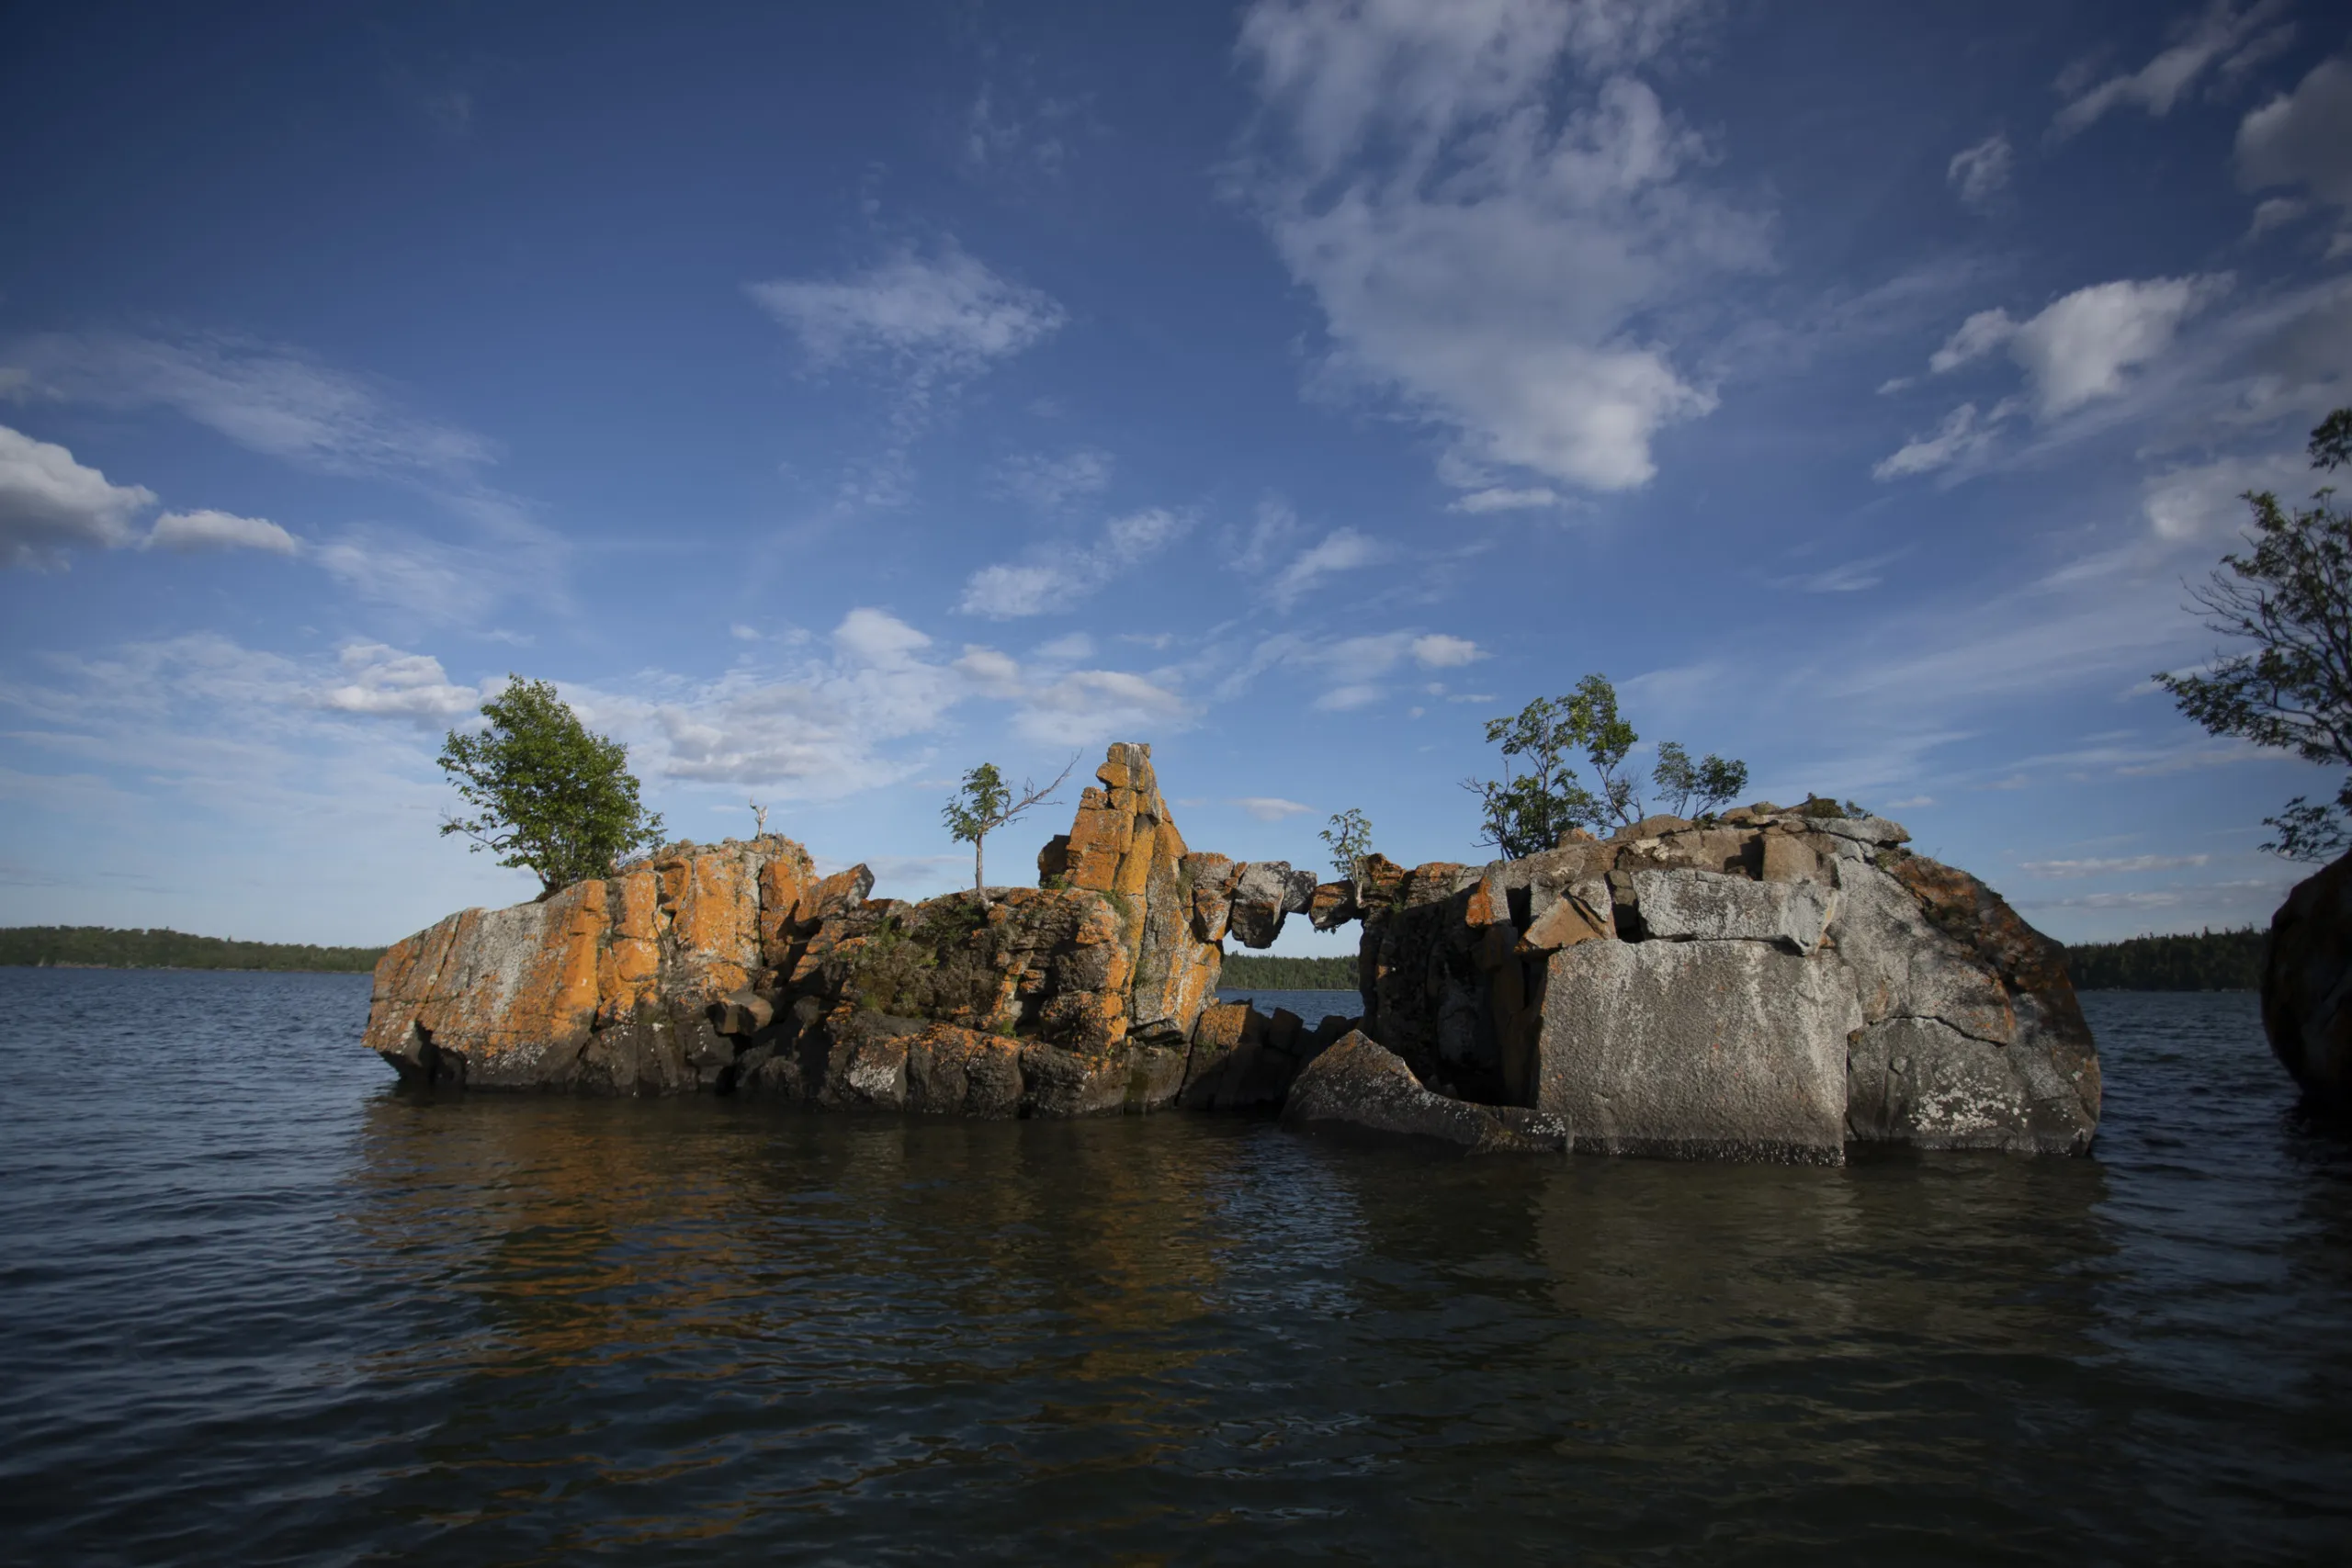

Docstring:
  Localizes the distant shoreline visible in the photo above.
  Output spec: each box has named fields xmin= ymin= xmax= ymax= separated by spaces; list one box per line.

xmin=0 ymin=927 xmax=385 ymax=975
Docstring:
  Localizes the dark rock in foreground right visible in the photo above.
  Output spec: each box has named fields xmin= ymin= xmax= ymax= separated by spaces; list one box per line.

xmin=2263 ymin=846 xmax=2352 ymax=1111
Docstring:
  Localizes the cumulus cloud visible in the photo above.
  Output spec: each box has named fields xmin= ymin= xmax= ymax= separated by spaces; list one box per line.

xmin=1909 ymin=275 xmax=2229 ymax=432
xmin=2052 ymin=0 xmax=2294 ymax=138
xmin=1947 ymin=133 xmax=2013 ymax=210
xmin=0 ymin=424 xmax=153 ymax=567
xmin=2237 ymin=53 xmax=2352 ymax=249
xmin=747 ymin=244 xmax=1065 ymax=400
xmin=143 ymin=509 xmax=299 ymax=555
xmin=958 ymin=507 xmax=1189 ymax=618
xmin=1266 ymin=526 xmax=1394 ymax=609
xmin=1409 ymin=633 xmax=1483 ymax=667
xmin=1235 ymin=0 xmax=1767 ymax=498
xmin=1232 ymin=795 xmax=1313 ymax=821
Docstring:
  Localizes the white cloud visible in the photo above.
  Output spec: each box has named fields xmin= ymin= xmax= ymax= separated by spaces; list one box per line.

xmin=1947 ymin=133 xmax=2013 ymax=210
xmin=2053 ymin=1 xmax=2293 ymax=137
xmin=1235 ymin=0 xmax=1767 ymax=498
xmin=990 ymin=448 xmax=1114 ymax=512
xmin=1929 ymin=308 xmax=2020 ymax=374
xmin=1451 ymin=485 xmax=1565 ymax=512
xmin=0 ymin=424 xmax=153 ymax=567
xmin=958 ymin=507 xmax=1189 ymax=618
xmin=2237 ymin=52 xmax=2352 ymax=243
xmin=1267 ymin=526 xmax=1394 ymax=609
xmin=1219 ymin=625 xmax=1487 ymax=711
xmin=1030 ymin=632 xmax=1095 ymax=661
xmin=1873 ymin=402 xmax=2004 ymax=479
xmin=1314 ymin=682 xmax=1387 ymax=712
xmin=2010 ymin=276 xmax=2231 ymax=416
xmin=747 ymin=244 xmax=1065 ymax=397
xmin=2 ymin=332 xmax=495 ymax=483
xmin=1410 ymin=633 xmax=1483 ymax=667
xmin=1232 ymin=795 xmax=1314 ymax=821
xmin=1011 ymin=669 xmax=1192 ymax=746
xmin=2141 ymin=448 xmax=2312 ymax=540
xmin=831 ymin=606 xmax=933 ymax=666
xmin=311 ymin=528 xmax=509 ymax=625
xmin=1228 ymin=494 xmax=1299 ymax=574
xmin=143 ymin=509 xmax=299 ymax=555
xmin=316 ymin=643 xmax=481 ymax=722
xmin=2020 ymin=853 xmax=2211 ymax=877
xmin=1915 ymin=276 xmax=2229 ymax=426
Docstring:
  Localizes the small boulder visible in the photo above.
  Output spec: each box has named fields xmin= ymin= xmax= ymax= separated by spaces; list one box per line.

xmin=1282 ymin=1031 xmax=1568 ymax=1153
xmin=1628 ymin=868 xmax=1833 ymax=953
xmin=1308 ymin=879 xmax=1362 ymax=931
xmin=1226 ymin=861 xmax=1295 ymax=948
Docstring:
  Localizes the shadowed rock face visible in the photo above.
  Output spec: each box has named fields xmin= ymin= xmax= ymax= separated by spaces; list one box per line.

xmin=2262 ymin=848 xmax=2352 ymax=1111
xmin=1282 ymin=1031 xmax=1567 ymax=1154
xmin=1358 ymin=808 xmax=2101 ymax=1159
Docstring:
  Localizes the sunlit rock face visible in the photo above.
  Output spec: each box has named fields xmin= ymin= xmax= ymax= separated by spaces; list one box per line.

xmin=363 ymin=751 xmax=2098 ymax=1160
xmin=1355 ymin=807 xmax=2101 ymax=1161
xmin=366 ymin=744 xmax=1309 ymax=1115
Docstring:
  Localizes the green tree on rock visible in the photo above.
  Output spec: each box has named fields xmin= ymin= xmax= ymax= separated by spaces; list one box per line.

xmin=2158 ymin=407 xmax=2352 ymax=861
xmin=1319 ymin=807 xmax=1374 ymax=880
xmin=943 ymin=756 xmax=1076 ymax=892
xmin=1466 ymin=674 xmax=1747 ymax=859
xmin=437 ymin=678 xmax=666 ymax=898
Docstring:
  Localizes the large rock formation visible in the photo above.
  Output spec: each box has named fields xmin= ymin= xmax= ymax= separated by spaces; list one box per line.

xmin=368 ymin=744 xmax=1306 ymax=1116
xmin=364 ymin=748 xmax=2098 ymax=1159
xmin=2261 ymin=847 xmax=2352 ymax=1111
xmin=1351 ymin=805 xmax=2100 ymax=1160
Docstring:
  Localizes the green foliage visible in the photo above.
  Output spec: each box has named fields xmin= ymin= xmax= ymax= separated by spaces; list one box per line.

xmin=1652 ymin=741 xmax=1749 ymax=819
xmin=1219 ymin=953 xmax=1360 ymax=990
xmin=0 ymin=926 xmax=385 ymax=972
xmin=942 ymin=757 xmax=1073 ymax=891
xmin=2157 ymin=407 xmax=2352 ymax=861
xmin=844 ymin=902 xmax=1000 ymax=1021
xmin=2062 ymin=927 xmax=2264 ymax=991
xmin=1798 ymin=795 xmax=1849 ymax=819
xmin=1464 ymin=674 xmax=1747 ymax=857
xmin=1319 ymin=807 xmax=1374 ymax=878
xmin=438 ymin=678 xmax=664 ymax=897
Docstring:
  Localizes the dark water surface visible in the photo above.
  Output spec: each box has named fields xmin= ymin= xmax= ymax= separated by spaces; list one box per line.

xmin=2 ymin=972 xmax=2347 ymax=1565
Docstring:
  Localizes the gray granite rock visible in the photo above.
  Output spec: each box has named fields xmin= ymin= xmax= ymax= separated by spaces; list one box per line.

xmin=1283 ymin=1031 xmax=1567 ymax=1153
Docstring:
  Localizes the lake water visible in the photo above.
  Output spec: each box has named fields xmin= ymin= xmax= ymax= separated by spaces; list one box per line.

xmin=2 ymin=970 xmax=2346 ymax=1564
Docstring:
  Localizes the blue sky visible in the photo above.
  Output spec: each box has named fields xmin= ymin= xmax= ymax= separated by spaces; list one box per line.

xmin=3 ymin=0 xmax=2349 ymax=953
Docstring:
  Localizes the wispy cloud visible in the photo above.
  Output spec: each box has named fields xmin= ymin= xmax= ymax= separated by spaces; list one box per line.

xmin=748 ymin=243 xmax=1065 ymax=407
xmin=143 ymin=509 xmax=298 ymax=555
xmin=2052 ymin=1 xmax=2294 ymax=138
xmin=958 ymin=507 xmax=1190 ymax=618
xmin=2020 ymin=852 xmax=2211 ymax=876
xmin=1947 ymin=132 xmax=2013 ymax=211
xmin=1231 ymin=795 xmax=1313 ymax=821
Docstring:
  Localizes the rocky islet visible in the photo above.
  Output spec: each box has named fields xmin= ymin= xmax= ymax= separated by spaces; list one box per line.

xmin=366 ymin=743 xmax=2103 ymax=1160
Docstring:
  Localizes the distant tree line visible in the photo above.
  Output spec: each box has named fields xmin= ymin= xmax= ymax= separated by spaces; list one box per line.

xmin=1220 ymin=954 xmax=1359 ymax=990
xmin=0 ymin=927 xmax=386 ymax=974
xmin=2061 ymin=928 xmax=2264 ymax=992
